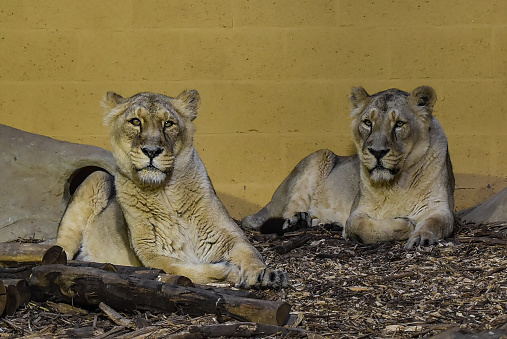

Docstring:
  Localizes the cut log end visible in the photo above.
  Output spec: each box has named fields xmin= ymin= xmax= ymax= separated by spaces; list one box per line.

xmin=41 ymin=245 xmax=67 ymax=265
xmin=0 ymin=280 xmax=6 ymax=316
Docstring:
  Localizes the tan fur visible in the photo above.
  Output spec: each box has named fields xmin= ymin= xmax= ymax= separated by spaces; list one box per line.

xmin=242 ymin=86 xmax=454 ymax=249
xmin=57 ymin=90 xmax=287 ymax=288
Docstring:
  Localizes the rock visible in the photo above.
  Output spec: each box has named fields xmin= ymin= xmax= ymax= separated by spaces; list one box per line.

xmin=458 ymin=188 xmax=507 ymax=223
xmin=0 ymin=124 xmax=115 ymax=242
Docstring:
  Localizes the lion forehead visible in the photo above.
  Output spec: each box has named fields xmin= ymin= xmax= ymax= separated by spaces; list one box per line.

xmin=364 ymin=89 xmax=411 ymax=117
xmin=127 ymin=93 xmax=176 ymax=115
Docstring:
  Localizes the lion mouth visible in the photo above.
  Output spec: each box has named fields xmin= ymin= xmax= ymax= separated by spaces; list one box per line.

xmin=370 ymin=165 xmax=398 ymax=176
xmin=135 ymin=163 xmax=163 ymax=172
xmin=143 ymin=164 xmax=160 ymax=171
xmin=136 ymin=165 xmax=168 ymax=186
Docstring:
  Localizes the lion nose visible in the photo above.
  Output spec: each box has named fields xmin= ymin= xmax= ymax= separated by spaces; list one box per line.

xmin=368 ymin=147 xmax=389 ymax=161
xmin=141 ymin=146 xmax=163 ymax=159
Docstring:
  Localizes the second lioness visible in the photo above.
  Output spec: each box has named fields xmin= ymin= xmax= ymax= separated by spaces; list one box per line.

xmin=242 ymin=86 xmax=455 ymax=249
xmin=57 ymin=90 xmax=287 ymax=289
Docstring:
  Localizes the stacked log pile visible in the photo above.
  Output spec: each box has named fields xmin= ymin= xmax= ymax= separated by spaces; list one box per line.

xmin=0 ymin=242 xmax=292 ymax=330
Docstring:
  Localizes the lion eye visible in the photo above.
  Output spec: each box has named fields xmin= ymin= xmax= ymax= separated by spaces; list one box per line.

xmin=395 ymin=121 xmax=405 ymax=128
xmin=164 ymin=121 xmax=175 ymax=128
xmin=363 ymin=119 xmax=372 ymax=127
xmin=129 ymin=118 xmax=141 ymax=127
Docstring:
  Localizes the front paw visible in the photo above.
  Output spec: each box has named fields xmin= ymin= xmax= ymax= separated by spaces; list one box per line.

xmin=239 ymin=268 xmax=289 ymax=289
xmin=404 ymin=230 xmax=438 ymax=249
xmin=282 ymin=212 xmax=312 ymax=233
xmin=207 ymin=261 xmax=240 ymax=283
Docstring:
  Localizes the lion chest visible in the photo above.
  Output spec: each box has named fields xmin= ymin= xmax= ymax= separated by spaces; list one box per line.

xmin=118 ymin=188 xmax=225 ymax=263
xmin=359 ymin=183 xmax=438 ymax=221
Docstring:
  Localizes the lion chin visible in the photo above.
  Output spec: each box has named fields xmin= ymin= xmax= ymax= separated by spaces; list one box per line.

xmin=137 ymin=166 xmax=168 ymax=186
xmin=369 ymin=166 xmax=398 ymax=183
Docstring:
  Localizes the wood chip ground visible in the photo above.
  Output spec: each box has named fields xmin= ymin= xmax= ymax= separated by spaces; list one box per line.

xmin=1 ymin=220 xmax=506 ymax=338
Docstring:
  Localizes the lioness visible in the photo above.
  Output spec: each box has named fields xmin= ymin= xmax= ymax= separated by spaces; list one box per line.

xmin=242 ymin=86 xmax=455 ymax=249
xmin=57 ymin=90 xmax=288 ymax=288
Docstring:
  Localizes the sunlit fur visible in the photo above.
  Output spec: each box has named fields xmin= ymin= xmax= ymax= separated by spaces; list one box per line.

xmin=57 ymin=90 xmax=288 ymax=289
xmin=242 ymin=86 xmax=455 ymax=249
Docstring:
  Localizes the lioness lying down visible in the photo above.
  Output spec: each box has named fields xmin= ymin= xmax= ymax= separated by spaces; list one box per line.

xmin=242 ymin=86 xmax=455 ymax=249
xmin=57 ymin=90 xmax=288 ymax=289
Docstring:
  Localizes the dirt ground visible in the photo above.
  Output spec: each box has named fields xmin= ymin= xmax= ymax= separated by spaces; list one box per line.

xmin=0 ymin=220 xmax=506 ymax=338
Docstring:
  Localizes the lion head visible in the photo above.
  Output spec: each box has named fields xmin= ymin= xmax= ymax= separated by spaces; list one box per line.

xmin=103 ymin=90 xmax=200 ymax=187
xmin=349 ymin=86 xmax=437 ymax=184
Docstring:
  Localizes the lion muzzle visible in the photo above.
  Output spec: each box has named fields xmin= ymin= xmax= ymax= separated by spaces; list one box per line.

xmin=141 ymin=146 xmax=164 ymax=160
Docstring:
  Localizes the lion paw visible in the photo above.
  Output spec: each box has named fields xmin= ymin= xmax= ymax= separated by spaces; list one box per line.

xmin=404 ymin=231 xmax=439 ymax=249
xmin=282 ymin=212 xmax=312 ymax=233
xmin=239 ymin=268 xmax=289 ymax=289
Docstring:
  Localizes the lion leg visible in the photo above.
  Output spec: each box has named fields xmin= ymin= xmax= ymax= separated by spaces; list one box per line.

xmin=228 ymin=241 xmax=288 ymax=289
xmin=344 ymin=213 xmax=415 ymax=244
xmin=137 ymin=253 xmax=240 ymax=285
xmin=242 ymin=149 xmax=336 ymax=233
xmin=405 ymin=213 xmax=454 ymax=249
xmin=56 ymin=171 xmax=114 ymax=260
xmin=241 ymin=204 xmax=270 ymax=230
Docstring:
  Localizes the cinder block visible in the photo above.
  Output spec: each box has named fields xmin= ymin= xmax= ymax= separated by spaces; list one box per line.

xmin=493 ymin=26 xmax=507 ymax=78
xmin=228 ymin=29 xmax=288 ymax=80
xmin=194 ymin=133 xmax=287 ymax=185
xmin=454 ymin=173 xmax=507 ymax=210
xmin=437 ymin=80 xmax=506 ymax=136
xmin=0 ymin=0 xmax=27 ymax=29
xmin=233 ymin=0 xmax=338 ymax=27
xmin=24 ymin=1 xmax=133 ymax=29
xmin=178 ymin=29 xmax=233 ymax=80
xmin=178 ymin=29 xmax=289 ymax=81
xmin=192 ymin=81 xmax=285 ymax=134
xmin=285 ymin=27 xmax=389 ymax=79
xmin=215 ymin=183 xmax=274 ymax=219
xmin=0 ymin=82 xmax=107 ymax=141
xmin=194 ymin=81 xmax=346 ymax=135
xmin=74 ymin=30 xmax=183 ymax=81
xmin=491 ymin=134 xmax=507 ymax=171
xmin=0 ymin=30 xmax=79 ymax=81
xmin=339 ymin=0 xmax=507 ymax=26
xmin=132 ymin=0 xmax=232 ymax=28
xmin=449 ymin=135 xmax=496 ymax=176
xmin=390 ymin=26 xmax=493 ymax=79
xmin=339 ymin=0 xmax=432 ymax=26
xmin=283 ymin=133 xmax=355 ymax=170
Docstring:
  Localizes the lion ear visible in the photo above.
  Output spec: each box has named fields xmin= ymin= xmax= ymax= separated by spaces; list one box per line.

xmin=173 ymin=89 xmax=200 ymax=121
xmin=349 ymin=87 xmax=370 ymax=111
xmin=103 ymin=92 xmax=127 ymax=126
xmin=409 ymin=86 xmax=437 ymax=116
xmin=102 ymin=92 xmax=125 ymax=110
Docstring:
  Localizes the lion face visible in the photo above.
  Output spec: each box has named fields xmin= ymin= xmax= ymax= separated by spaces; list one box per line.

xmin=103 ymin=90 xmax=200 ymax=187
xmin=349 ymin=86 xmax=437 ymax=184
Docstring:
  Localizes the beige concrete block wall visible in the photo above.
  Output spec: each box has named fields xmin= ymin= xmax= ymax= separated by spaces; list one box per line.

xmin=0 ymin=0 xmax=505 ymax=219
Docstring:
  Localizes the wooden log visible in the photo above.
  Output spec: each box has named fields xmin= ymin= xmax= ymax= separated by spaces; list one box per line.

xmin=28 ymin=265 xmax=291 ymax=326
xmin=274 ymin=234 xmax=312 ymax=254
xmin=0 ymin=266 xmax=33 ymax=279
xmin=69 ymin=261 xmax=254 ymax=292
xmin=0 ymin=243 xmax=66 ymax=267
xmin=1 ymin=279 xmax=31 ymax=307
xmin=99 ymin=302 xmax=135 ymax=329
xmin=68 ymin=261 xmax=187 ymax=283
xmin=67 ymin=260 xmax=118 ymax=272
xmin=156 ymin=273 xmax=194 ymax=287
xmin=0 ymin=280 xmax=6 ymax=316
xmin=215 ymin=293 xmax=291 ymax=326
xmin=3 ymin=284 xmax=20 ymax=316
xmin=68 ymin=261 xmax=252 ymax=295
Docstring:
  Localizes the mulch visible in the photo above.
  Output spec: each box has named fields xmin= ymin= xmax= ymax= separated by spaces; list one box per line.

xmin=1 ymin=220 xmax=506 ymax=338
